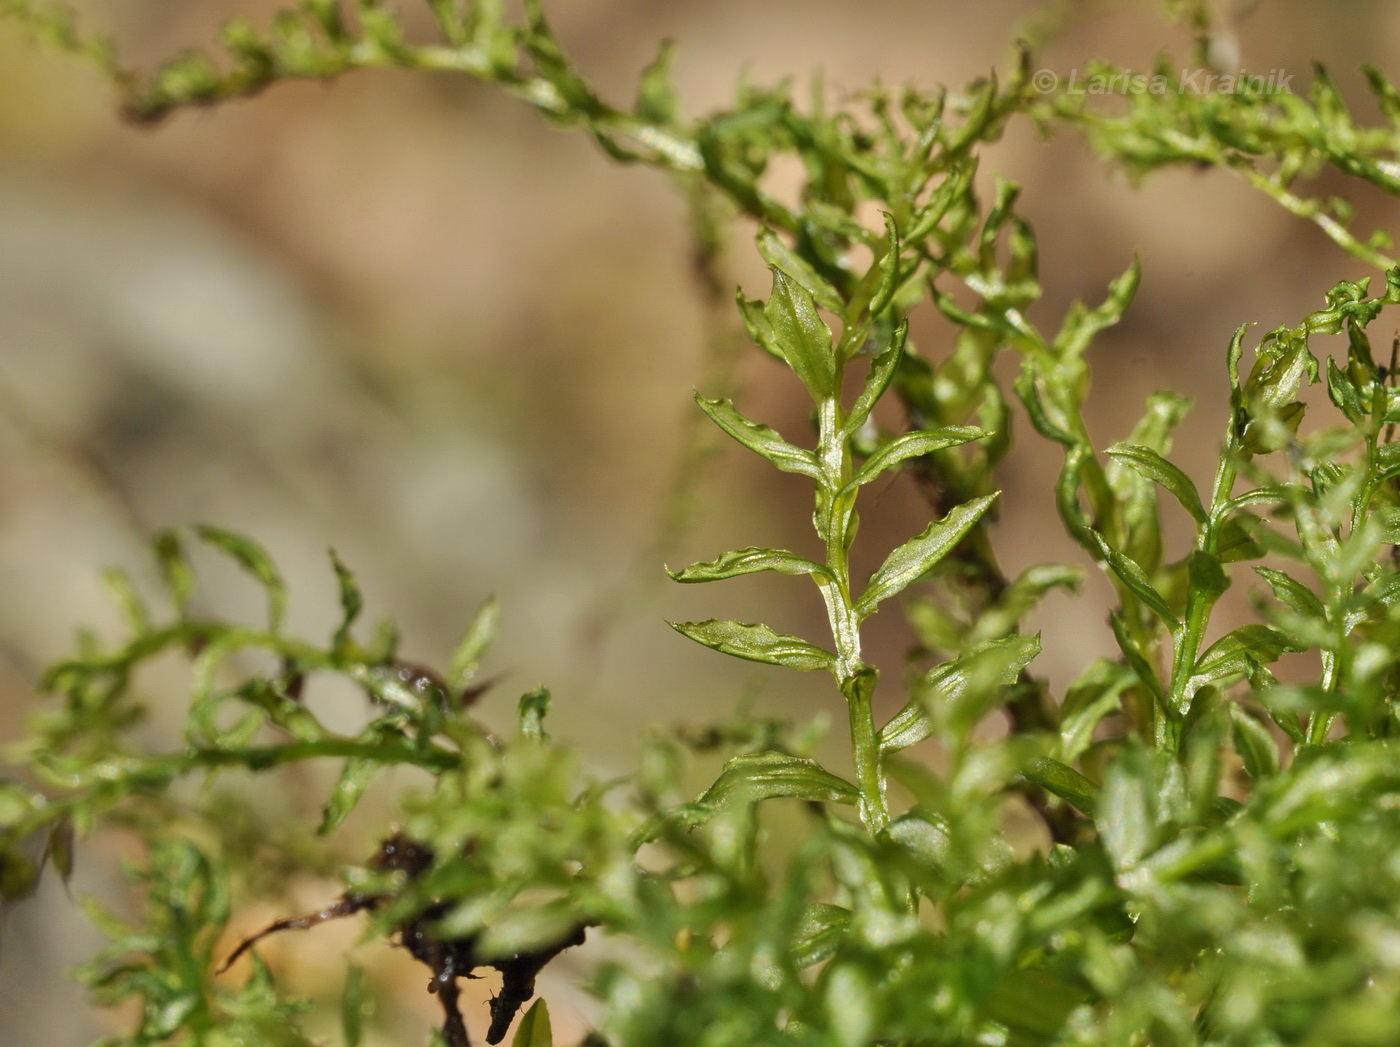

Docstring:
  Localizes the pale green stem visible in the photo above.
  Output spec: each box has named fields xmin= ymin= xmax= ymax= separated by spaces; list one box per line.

xmin=842 ymin=675 xmax=887 ymax=834
xmin=813 ymin=395 xmax=889 ymax=834
xmin=1168 ymin=452 xmax=1239 ymax=742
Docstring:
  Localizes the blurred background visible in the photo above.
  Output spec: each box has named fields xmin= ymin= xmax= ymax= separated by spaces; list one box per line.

xmin=2 ymin=0 xmax=1399 ymax=1043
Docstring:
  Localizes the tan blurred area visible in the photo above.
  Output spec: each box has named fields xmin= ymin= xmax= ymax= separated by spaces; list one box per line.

xmin=1 ymin=0 xmax=1398 ymax=1044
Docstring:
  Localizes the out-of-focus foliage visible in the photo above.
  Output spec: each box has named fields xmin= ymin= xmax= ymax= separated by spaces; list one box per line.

xmin=7 ymin=1 xmax=1400 ymax=1045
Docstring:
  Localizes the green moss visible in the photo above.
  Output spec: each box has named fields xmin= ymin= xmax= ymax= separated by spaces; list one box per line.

xmin=7 ymin=2 xmax=1400 ymax=1044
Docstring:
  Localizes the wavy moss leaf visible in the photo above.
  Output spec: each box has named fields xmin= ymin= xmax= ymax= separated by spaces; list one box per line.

xmin=328 ymin=549 xmax=362 ymax=655
xmin=668 ymin=619 xmax=836 ymax=672
xmin=843 ymin=321 xmax=906 ymax=436
xmin=790 ymin=903 xmax=852 ymax=969
xmin=1109 ymin=610 xmax=1167 ymax=710
xmin=318 ymin=757 xmax=379 ymax=836
xmin=1187 ymin=625 xmax=1301 ymax=703
xmin=878 ymin=634 xmax=1040 ymax=752
xmin=1254 ymin=566 xmax=1326 ymax=622
xmin=1087 ymin=528 xmax=1177 ymax=629
xmin=195 ymin=525 xmax=287 ymax=632
xmin=519 ymin=686 xmax=551 ymax=741
xmin=1053 ymin=256 xmax=1141 ymax=360
xmin=1023 ymin=756 xmax=1100 ymax=815
xmin=1107 ymin=442 xmax=1207 ymax=524
xmin=634 ymin=38 xmax=678 ymax=125
xmin=101 ymin=568 xmax=150 ymax=636
xmin=698 ymin=751 xmax=858 ymax=809
xmin=843 ymin=426 xmax=986 ymax=493
xmin=856 ymin=494 xmax=998 ymax=619
xmin=1057 ymin=659 xmax=1135 ymax=763
xmin=757 ymin=229 xmax=842 ymax=312
xmin=449 ymin=594 xmax=501 ymax=693
xmin=865 ymin=211 xmax=901 ymax=320
xmin=766 ymin=267 xmax=835 ymax=398
xmin=154 ymin=530 xmax=196 ymax=615
xmin=973 ymin=563 xmax=1083 ymax=642
xmin=667 ymin=547 xmax=829 ymax=583
xmin=695 ymin=394 xmax=819 ymax=478
xmin=1229 ymin=703 xmax=1281 ymax=780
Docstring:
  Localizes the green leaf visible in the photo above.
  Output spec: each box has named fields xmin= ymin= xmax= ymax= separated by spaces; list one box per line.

xmin=634 ymin=39 xmax=678 ymax=125
xmin=1187 ymin=548 xmax=1229 ymax=605
xmin=521 ymin=0 xmax=594 ymax=112
xmin=1243 ymin=330 xmax=1316 ymax=407
xmin=1055 ymin=446 xmax=1093 ymax=544
xmin=843 ymin=322 xmax=906 ymax=436
xmin=319 ymin=757 xmax=379 ymax=836
xmin=365 ymin=614 xmax=399 ymax=665
xmin=1097 ymin=747 xmax=1161 ymax=870
xmin=790 ymin=903 xmax=852 ymax=968
xmin=1373 ymin=506 xmax=1400 ymax=545
xmin=736 ymin=291 xmax=786 ymax=363
xmin=1254 ymin=566 xmax=1325 ymax=621
xmin=478 ymin=903 xmax=578 ymax=959
xmin=1187 ymin=625 xmax=1300 ymax=701
xmin=1057 ymin=659 xmax=1134 ymax=762
xmin=974 ymin=563 xmax=1084 ymax=642
xmin=341 ymin=963 xmax=367 ymax=1047
xmin=1053 ymin=256 xmax=1141 ymax=360
xmin=1015 ymin=366 xmax=1077 ymax=447
xmin=983 ymin=967 xmax=1091 ymax=1043
xmin=885 ymin=808 xmax=954 ymax=870
xmin=879 ymin=634 xmax=1040 ymax=751
xmin=153 ymin=530 xmax=196 ymax=614
xmin=1239 ymin=399 xmax=1308 ymax=456
xmin=1217 ymin=513 xmax=1266 ymax=562
xmin=756 ymin=230 xmax=842 ymax=312
xmin=856 ymin=494 xmax=998 ymax=618
xmin=0 ymin=781 xmax=41 ymax=829
xmin=519 ymin=686 xmax=551 ymax=741
xmin=824 ymin=964 xmax=876 ymax=1047
xmin=695 ymin=394 xmax=820 ymax=478
xmin=669 ymin=620 xmax=836 ymax=672
xmin=304 ymin=0 xmax=348 ymax=40
xmin=511 ymin=999 xmax=553 ymax=1047
xmin=1087 ymin=528 xmax=1177 ymax=629
xmin=698 ymin=751 xmax=858 ymax=809
xmin=45 ymin=818 xmax=74 ymax=886
xmin=195 ymin=525 xmax=287 ymax=631
xmin=358 ymin=0 xmax=406 ymax=54
xmin=1109 ymin=611 xmax=1167 ymax=710
xmin=865 ymin=211 xmax=901 ymax=319
xmin=1363 ymin=568 xmax=1400 ymax=609
xmin=1022 ymin=756 xmax=1099 ymax=815
xmin=1106 ymin=442 xmax=1207 ymax=524
xmin=221 ymin=18 xmax=271 ymax=74
xmin=1228 ymin=703 xmax=1280 ymax=780
xmin=667 ymin=547 xmax=828 ymax=583
xmin=448 ymin=594 xmax=500 ymax=692
xmin=765 ymin=267 xmax=836 ymax=398
xmin=1326 ymin=355 xmax=1367 ymax=424
xmin=467 ymin=0 xmax=515 ymax=72
xmin=843 ymin=426 xmax=986 ymax=493
xmin=328 ymin=549 xmax=362 ymax=655
xmin=101 ymin=568 xmax=150 ymax=635
xmin=905 ymin=594 xmax=967 ymax=654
